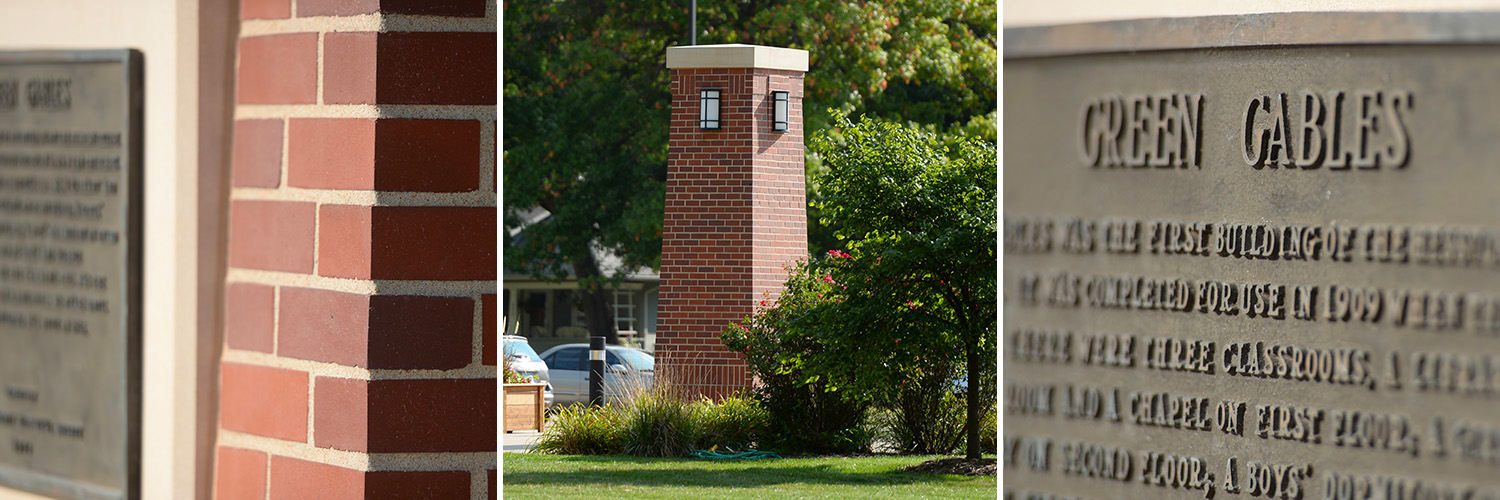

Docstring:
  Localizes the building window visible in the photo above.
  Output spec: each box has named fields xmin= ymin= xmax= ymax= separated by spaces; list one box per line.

xmin=614 ymin=291 xmax=637 ymax=336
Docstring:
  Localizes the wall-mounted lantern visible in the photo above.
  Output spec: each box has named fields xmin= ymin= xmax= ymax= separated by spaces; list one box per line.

xmin=771 ymin=91 xmax=789 ymax=132
xmin=699 ymin=89 xmax=721 ymax=130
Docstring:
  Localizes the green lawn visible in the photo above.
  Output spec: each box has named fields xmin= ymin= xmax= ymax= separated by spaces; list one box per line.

xmin=501 ymin=453 xmax=997 ymax=500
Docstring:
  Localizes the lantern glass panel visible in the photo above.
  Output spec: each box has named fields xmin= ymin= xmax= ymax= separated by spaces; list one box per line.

xmin=772 ymin=91 xmax=789 ymax=131
xmin=699 ymin=89 xmax=721 ymax=130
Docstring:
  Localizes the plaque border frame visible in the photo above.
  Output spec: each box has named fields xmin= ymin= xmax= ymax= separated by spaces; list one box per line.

xmin=1006 ymin=11 xmax=1500 ymax=58
xmin=0 ymin=49 xmax=143 ymax=500
xmin=1002 ymin=9 xmax=1500 ymax=500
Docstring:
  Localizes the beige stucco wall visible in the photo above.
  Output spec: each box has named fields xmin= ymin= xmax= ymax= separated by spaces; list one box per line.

xmin=0 ymin=1 xmax=234 ymax=499
xmin=1005 ymin=0 xmax=1500 ymax=26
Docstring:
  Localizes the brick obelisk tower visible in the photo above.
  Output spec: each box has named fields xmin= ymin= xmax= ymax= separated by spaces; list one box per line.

xmin=658 ymin=44 xmax=808 ymax=399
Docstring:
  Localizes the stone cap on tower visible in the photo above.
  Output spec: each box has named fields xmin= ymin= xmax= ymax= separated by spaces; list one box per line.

xmin=665 ymin=43 xmax=809 ymax=71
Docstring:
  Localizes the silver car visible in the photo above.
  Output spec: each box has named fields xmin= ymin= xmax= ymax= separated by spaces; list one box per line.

xmin=502 ymin=335 xmax=555 ymax=408
xmin=537 ymin=344 xmax=654 ymax=405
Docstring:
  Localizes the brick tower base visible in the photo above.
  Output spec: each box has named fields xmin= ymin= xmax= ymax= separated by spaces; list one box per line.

xmin=657 ymin=44 xmax=808 ymax=399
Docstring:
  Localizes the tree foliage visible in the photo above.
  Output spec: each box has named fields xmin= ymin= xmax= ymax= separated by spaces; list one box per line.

xmin=503 ymin=2 xmax=998 ymax=337
xmin=723 ymin=113 xmax=996 ymax=458
xmin=814 ymin=113 xmax=997 ymax=459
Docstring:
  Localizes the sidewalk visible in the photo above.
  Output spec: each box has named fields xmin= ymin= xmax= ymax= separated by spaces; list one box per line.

xmin=503 ymin=429 xmax=545 ymax=453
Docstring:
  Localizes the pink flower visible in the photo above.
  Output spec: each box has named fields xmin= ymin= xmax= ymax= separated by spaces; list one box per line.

xmin=822 ymin=275 xmax=835 ymax=283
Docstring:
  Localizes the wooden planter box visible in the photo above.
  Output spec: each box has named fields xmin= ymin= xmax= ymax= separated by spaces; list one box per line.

xmin=503 ymin=383 xmax=546 ymax=433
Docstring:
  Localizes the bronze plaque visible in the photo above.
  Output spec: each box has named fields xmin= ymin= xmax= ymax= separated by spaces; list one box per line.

xmin=0 ymin=51 xmax=142 ymax=500
xmin=1005 ymin=13 xmax=1500 ymax=500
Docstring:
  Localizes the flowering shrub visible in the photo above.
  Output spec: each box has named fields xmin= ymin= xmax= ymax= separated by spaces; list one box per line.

xmin=721 ymin=259 xmax=873 ymax=455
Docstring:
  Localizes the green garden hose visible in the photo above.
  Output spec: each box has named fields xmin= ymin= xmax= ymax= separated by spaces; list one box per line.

xmin=689 ymin=449 xmax=782 ymax=460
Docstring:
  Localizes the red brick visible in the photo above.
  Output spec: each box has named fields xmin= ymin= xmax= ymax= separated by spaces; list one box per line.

xmin=327 ymin=32 xmax=495 ymax=105
xmin=383 ymin=0 xmax=485 ymax=16
xmin=286 ymin=119 xmax=480 ymax=192
xmin=366 ymin=471 xmax=471 ymax=500
xmin=237 ymin=34 xmax=317 ymax=104
xmin=313 ymin=377 xmax=369 ymax=451
xmin=481 ymin=294 xmax=496 ymax=366
xmin=298 ymin=0 xmax=485 ymax=17
xmin=215 ymin=447 xmax=267 ymax=500
xmin=228 ymin=200 xmax=315 ymax=273
xmin=278 ymin=287 xmax=371 ymax=366
xmin=370 ymin=379 xmax=495 ymax=452
xmin=231 ymin=119 xmax=283 ymax=188
xmin=275 ymin=290 xmax=474 ymax=370
xmin=287 ymin=119 xmax=376 ymax=189
xmin=314 ymin=378 xmax=495 ymax=453
xmin=377 ymin=33 xmax=495 ymax=105
xmin=241 ymin=0 xmax=290 ymax=19
xmin=370 ymin=207 xmax=496 ymax=280
xmin=225 ymin=283 xmax=274 ymax=353
xmin=297 ymin=0 xmax=378 ymax=17
xmin=269 ymin=456 xmax=363 ymax=500
xmin=374 ymin=119 xmax=481 ymax=192
xmin=323 ymin=32 xmax=377 ymax=105
xmin=317 ymin=205 xmax=373 ymax=279
xmin=369 ymin=295 xmax=475 ymax=369
xmin=220 ymin=363 xmax=308 ymax=442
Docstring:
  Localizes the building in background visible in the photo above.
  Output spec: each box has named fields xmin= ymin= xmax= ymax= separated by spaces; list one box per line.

xmin=503 ymin=210 xmax=659 ymax=354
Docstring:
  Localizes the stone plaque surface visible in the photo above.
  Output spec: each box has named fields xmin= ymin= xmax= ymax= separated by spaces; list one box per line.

xmin=0 ymin=51 xmax=141 ymax=500
xmin=1005 ymin=13 xmax=1500 ymax=500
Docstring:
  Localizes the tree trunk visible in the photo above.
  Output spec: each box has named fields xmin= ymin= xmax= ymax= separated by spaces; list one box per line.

xmin=571 ymin=249 xmax=619 ymax=345
xmin=965 ymin=331 xmax=980 ymax=460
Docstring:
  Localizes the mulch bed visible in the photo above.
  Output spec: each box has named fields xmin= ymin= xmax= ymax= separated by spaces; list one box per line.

xmin=899 ymin=457 xmax=997 ymax=477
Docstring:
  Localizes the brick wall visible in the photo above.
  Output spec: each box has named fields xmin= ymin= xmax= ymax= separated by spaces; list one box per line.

xmin=217 ymin=1 xmax=496 ymax=499
xmin=658 ymin=50 xmax=807 ymax=399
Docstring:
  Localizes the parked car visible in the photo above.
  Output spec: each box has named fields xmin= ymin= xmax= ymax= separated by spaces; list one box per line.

xmin=502 ymin=335 xmax=554 ymax=408
xmin=537 ymin=343 xmax=655 ymax=405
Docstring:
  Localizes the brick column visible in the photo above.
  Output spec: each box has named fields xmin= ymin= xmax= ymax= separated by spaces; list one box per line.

xmin=216 ymin=1 xmax=496 ymax=499
xmin=659 ymin=45 xmax=808 ymax=399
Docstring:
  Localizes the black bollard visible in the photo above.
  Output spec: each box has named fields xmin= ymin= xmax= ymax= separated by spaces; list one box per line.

xmin=589 ymin=336 xmax=605 ymax=407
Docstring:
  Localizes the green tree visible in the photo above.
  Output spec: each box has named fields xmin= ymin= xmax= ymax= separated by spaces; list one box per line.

xmin=503 ymin=1 xmax=678 ymax=342
xmin=810 ymin=114 xmax=996 ymax=459
xmin=504 ymin=2 xmax=996 ymax=342
xmin=725 ymin=114 xmax=995 ymax=458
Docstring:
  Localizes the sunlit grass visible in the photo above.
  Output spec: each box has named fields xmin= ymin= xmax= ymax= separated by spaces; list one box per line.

xmin=501 ymin=453 xmax=997 ymax=500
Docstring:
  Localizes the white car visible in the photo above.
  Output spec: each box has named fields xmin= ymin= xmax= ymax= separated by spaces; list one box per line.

xmin=537 ymin=344 xmax=654 ymax=405
xmin=502 ymin=335 xmax=555 ymax=408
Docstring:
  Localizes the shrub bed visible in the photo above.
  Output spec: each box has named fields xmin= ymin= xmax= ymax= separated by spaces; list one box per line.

xmin=534 ymin=385 xmax=774 ymax=458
